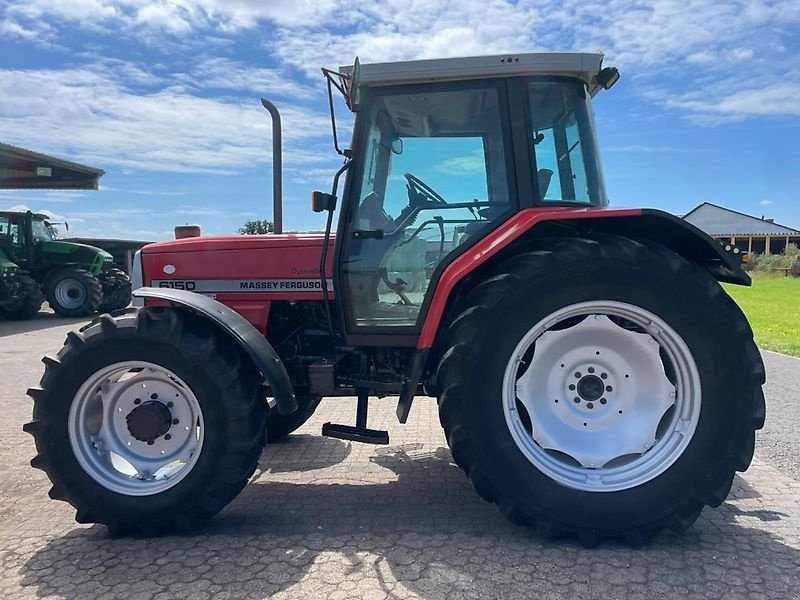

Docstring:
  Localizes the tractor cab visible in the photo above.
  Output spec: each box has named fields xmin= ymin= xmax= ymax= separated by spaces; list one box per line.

xmin=0 ymin=211 xmax=60 ymax=267
xmin=329 ymin=54 xmax=617 ymax=337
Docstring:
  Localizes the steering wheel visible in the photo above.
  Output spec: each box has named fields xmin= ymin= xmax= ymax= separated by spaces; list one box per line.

xmin=404 ymin=173 xmax=448 ymax=205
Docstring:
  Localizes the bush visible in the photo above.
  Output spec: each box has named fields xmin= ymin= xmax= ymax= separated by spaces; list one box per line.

xmin=747 ymin=244 xmax=800 ymax=272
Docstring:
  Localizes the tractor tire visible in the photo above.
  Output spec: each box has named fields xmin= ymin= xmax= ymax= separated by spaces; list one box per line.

xmin=24 ymin=307 xmax=267 ymax=535
xmin=0 ymin=274 xmax=43 ymax=320
xmin=437 ymin=235 xmax=765 ymax=544
xmin=100 ymin=267 xmax=133 ymax=312
xmin=266 ymin=395 xmax=322 ymax=442
xmin=47 ymin=268 xmax=102 ymax=317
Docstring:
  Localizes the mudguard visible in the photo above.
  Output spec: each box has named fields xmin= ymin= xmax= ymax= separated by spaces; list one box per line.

xmin=132 ymin=287 xmax=298 ymax=415
xmin=417 ymin=207 xmax=749 ymax=349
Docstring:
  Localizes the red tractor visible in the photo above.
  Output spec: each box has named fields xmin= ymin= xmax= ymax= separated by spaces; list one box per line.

xmin=26 ymin=53 xmax=765 ymax=544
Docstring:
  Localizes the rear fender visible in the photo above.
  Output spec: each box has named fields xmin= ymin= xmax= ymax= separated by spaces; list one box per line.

xmin=417 ymin=207 xmax=748 ymax=350
xmin=132 ymin=287 xmax=298 ymax=415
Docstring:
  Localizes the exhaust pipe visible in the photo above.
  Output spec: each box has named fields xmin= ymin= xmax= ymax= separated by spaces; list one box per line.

xmin=260 ymin=98 xmax=283 ymax=234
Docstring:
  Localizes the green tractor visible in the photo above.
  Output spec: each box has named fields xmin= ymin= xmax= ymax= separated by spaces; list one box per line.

xmin=0 ymin=210 xmax=132 ymax=319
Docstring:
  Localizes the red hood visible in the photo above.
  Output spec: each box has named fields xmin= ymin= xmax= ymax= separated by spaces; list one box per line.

xmin=143 ymin=233 xmax=330 ymax=254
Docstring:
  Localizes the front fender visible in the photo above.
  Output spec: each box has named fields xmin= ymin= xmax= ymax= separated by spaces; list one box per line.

xmin=132 ymin=287 xmax=298 ymax=415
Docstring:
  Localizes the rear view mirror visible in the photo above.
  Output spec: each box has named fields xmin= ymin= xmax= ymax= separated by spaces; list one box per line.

xmin=596 ymin=67 xmax=620 ymax=90
xmin=311 ymin=191 xmax=337 ymax=213
xmin=391 ymin=138 xmax=404 ymax=155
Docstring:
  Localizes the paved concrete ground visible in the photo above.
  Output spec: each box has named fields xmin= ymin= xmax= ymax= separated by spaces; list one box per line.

xmin=1 ymin=315 xmax=799 ymax=600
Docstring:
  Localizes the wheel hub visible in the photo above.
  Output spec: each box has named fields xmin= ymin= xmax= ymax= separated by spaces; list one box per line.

xmin=576 ymin=374 xmax=604 ymax=402
xmin=565 ymin=364 xmax=617 ymax=413
xmin=54 ymin=278 xmax=86 ymax=310
xmin=126 ymin=401 xmax=172 ymax=443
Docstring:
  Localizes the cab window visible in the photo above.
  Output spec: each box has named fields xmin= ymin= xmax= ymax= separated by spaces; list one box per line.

xmin=343 ymin=81 xmax=513 ymax=329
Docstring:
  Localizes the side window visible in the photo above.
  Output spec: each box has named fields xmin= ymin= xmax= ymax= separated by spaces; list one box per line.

xmin=529 ymin=81 xmax=592 ymax=204
xmin=0 ymin=217 xmax=9 ymax=236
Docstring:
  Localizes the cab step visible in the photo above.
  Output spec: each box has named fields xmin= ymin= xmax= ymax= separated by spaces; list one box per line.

xmin=321 ymin=388 xmax=389 ymax=445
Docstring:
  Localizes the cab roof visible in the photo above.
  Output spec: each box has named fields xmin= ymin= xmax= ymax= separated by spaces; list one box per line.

xmin=341 ymin=52 xmax=609 ymax=96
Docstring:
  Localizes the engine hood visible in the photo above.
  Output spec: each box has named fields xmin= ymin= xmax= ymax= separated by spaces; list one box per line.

xmin=142 ymin=234 xmax=329 ymax=254
xmin=40 ymin=240 xmax=112 ymax=262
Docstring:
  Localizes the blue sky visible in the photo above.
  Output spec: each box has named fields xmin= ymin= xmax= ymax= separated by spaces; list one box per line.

xmin=0 ymin=0 xmax=798 ymax=240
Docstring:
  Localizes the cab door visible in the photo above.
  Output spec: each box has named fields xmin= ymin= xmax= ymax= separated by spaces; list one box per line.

xmin=335 ymin=80 xmax=517 ymax=344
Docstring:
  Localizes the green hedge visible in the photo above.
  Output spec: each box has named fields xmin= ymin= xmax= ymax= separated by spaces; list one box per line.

xmin=745 ymin=244 xmax=800 ymax=272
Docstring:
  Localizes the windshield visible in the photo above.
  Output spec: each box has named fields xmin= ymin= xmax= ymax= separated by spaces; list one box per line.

xmin=31 ymin=219 xmax=55 ymax=242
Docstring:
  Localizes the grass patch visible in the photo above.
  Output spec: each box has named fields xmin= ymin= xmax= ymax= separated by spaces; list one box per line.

xmin=723 ymin=275 xmax=800 ymax=357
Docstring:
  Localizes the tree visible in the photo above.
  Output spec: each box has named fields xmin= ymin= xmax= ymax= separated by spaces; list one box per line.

xmin=238 ymin=219 xmax=274 ymax=235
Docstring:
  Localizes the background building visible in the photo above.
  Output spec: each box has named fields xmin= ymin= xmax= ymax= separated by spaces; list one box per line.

xmin=0 ymin=142 xmax=104 ymax=189
xmin=682 ymin=202 xmax=800 ymax=255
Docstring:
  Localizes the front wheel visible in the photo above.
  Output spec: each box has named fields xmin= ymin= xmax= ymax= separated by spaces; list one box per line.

xmin=25 ymin=307 xmax=267 ymax=534
xmin=0 ymin=274 xmax=43 ymax=320
xmin=266 ymin=395 xmax=322 ymax=442
xmin=437 ymin=235 xmax=765 ymax=544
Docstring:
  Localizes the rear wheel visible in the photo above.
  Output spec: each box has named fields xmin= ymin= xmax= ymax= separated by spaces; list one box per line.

xmin=99 ymin=267 xmax=133 ymax=312
xmin=437 ymin=236 xmax=765 ymax=544
xmin=25 ymin=307 xmax=267 ymax=534
xmin=0 ymin=274 xmax=43 ymax=320
xmin=47 ymin=268 xmax=102 ymax=317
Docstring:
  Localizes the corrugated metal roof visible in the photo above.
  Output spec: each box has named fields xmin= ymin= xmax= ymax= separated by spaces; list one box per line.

xmin=0 ymin=142 xmax=105 ymax=190
xmin=682 ymin=202 xmax=800 ymax=236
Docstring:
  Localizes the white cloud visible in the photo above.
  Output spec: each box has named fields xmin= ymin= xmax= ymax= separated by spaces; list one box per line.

xmin=1 ymin=0 xmax=799 ymax=130
xmin=0 ymin=65 xmax=333 ymax=174
xmin=760 ymin=199 xmax=773 ymax=206
xmin=182 ymin=58 xmax=313 ymax=97
xmin=665 ymin=82 xmax=800 ymax=123
xmin=433 ymin=150 xmax=486 ymax=176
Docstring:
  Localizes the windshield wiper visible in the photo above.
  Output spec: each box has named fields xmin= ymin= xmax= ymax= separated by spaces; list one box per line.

xmin=559 ymin=140 xmax=581 ymax=162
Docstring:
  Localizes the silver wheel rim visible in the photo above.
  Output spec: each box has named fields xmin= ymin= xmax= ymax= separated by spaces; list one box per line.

xmin=502 ymin=300 xmax=701 ymax=493
xmin=68 ymin=361 xmax=204 ymax=496
xmin=54 ymin=278 xmax=87 ymax=310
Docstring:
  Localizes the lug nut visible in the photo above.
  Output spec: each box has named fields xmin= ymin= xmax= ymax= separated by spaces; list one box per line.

xmin=172 ymin=418 xmax=179 ymax=425
xmin=588 ymin=367 xmax=595 ymax=374
xmin=134 ymin=398 xmax=141 ymax=405
xmin=573 ymin=397 xmax=581 ymax=404
xmin=606 ymin=386 xmax=613 ymax=392
xmin=600 ymin=373 xmax=608 ymax=379
xmin=167 ymin=401 xmax=174 ymax=408
xmin=587 ymin=403 xmax=594 ymax=409
xmin=574 ymin=372 xmax=582 ymax=379
xmin=600 ymin=398 xmax=607 ymax=405
xmin=164 ymin=434 xmax=172 ymax=440
xmin=569 ymin=384 xmax=576 ymax=391
xmin=150 ymin=393 xmax=158 ymax=400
